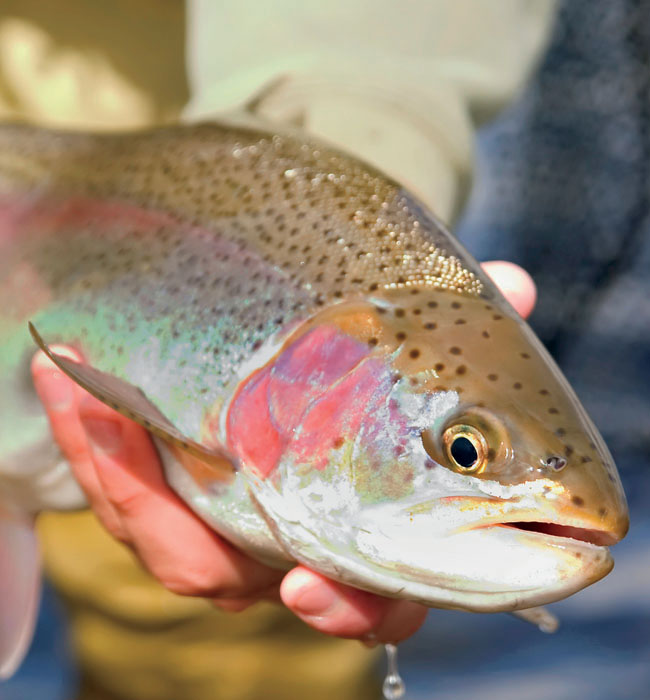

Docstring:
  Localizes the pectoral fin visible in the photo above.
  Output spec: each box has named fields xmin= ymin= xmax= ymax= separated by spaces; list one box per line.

xmin=0 ymin=505 xmax=40 ymax=679
xmin=29 ymin=323 xmax=236 ymax=479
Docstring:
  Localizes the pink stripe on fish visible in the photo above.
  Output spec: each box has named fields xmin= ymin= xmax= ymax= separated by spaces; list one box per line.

xmin=0 ymin=194 xmax=182 ymax=239
xmin=226 ymin=325 xmax=371 ymax=478
xmin=267 ymin=325 xmax=369 ymax=436
xmin=287 ymin=356 xmax=391 ymax=471
xmin=226 ymin=367 xmax=284 ymax=479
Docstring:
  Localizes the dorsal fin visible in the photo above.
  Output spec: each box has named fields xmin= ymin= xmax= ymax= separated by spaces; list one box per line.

xmin=29 ymin=323 xmax=235 ymax=478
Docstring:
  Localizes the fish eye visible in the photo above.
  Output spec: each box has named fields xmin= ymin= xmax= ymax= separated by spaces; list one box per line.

xmin=451 ymin=437 xmax=478 ymax=467
xmin=442 ymin=425 xmax=488 ymax=474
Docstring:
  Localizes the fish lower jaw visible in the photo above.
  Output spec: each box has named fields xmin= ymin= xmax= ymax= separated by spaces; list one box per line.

xmin=345 ymin=519 xmax=614 ymax=613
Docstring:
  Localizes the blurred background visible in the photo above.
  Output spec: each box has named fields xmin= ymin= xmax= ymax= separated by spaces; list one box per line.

xmin=1 ymin=1 xmax=649 ymax=698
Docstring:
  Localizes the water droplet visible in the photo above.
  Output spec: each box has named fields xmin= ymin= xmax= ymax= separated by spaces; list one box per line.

xmin=382 ymin=644 xmax=406 ymax=700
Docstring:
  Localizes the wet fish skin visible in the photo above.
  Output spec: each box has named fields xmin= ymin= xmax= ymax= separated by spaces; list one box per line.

xmin=0 ymin=119 xmax=628 ymax=675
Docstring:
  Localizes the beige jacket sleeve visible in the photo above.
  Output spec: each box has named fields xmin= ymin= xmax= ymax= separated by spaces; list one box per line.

xmin=0 ymin=0 xmax=188 ymax=130
xmin=0 ymin=1 xmax=557 ymax=222
xmin=186 ymin=0 xmax=557 ymax=223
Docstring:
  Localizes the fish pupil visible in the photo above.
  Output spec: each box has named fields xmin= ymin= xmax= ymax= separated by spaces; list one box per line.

xmin=451 ymin=437 xmax=478 ymax=469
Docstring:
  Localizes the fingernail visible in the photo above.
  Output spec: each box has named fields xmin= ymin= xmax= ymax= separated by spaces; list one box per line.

xmin=32 ymin=347 xmax=82 ymax=411
xmin=291 ymin=580 xmax=338 ymax=617
xmin=81 ymin=416 xmax=123 ymax=454
xmin=35 ymin=370 xmax=73 ymax=410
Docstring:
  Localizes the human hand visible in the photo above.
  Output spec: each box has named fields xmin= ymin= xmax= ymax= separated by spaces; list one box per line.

xmin=30 ymin=260 xmax=535 ymax=644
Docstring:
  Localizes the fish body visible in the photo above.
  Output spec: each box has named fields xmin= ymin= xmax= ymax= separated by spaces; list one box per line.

xmin=0 ymin=120 xmax=628 ymax=677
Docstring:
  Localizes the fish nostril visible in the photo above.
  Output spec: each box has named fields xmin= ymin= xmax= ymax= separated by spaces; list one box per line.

xmin=546 ymin=456 xmax=567 ymax=472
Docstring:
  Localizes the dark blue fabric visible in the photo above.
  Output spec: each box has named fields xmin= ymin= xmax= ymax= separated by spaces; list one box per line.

xmin=404 ymin=1 xmax=650 ymax=698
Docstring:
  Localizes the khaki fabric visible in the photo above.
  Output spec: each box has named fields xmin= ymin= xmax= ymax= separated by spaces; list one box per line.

xmin=0 ymin=0 xmax=188 ymax=129
xmin=37 ymin=511 xmax=378 ymax=700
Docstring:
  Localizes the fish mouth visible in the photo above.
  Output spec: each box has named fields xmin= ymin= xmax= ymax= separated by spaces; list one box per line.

xmin=497 ymin=521 xmax=618 ymax=547
xmin=462 ymin=497 xmax=625 ymax=549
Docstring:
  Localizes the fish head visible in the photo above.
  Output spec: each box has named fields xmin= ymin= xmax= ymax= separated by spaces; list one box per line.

xmin=399 ymin=287 xmax=630 ymax=541
xmin=238 ymin=286 xmax=628 ymax=612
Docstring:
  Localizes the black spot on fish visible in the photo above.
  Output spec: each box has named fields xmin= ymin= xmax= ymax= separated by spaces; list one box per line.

xmin=409 ymin=349 xmax=421 ymax=359
xmin=449 ymin=347 xmax=462 ymax=355
xmin=571 ymin=496 xmax=585 ymax=507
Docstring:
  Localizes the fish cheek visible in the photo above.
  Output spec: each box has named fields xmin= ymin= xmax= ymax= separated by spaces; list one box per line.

xmin=350 ymin=419 xmax=418 ymax=504
xmin=226 ymin=320 xmax=391 ymax=481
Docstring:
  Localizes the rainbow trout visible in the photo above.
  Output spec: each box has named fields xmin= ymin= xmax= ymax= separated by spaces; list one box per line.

xmin=0 ymin=119 xmax=628 ymax=677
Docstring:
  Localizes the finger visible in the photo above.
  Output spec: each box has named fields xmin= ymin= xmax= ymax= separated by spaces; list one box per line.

xmin=280 ymin=567 xmax=427 ymax=642
xmin=481 ymin=260 xmax=537 ymax=319
xmin=77 ymin=393 xmax=283 ymax=599
xmin=212 ymin=585 xmax=283 ymax=613
xmin=31 ymin=348 xmax=126 ymax=539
